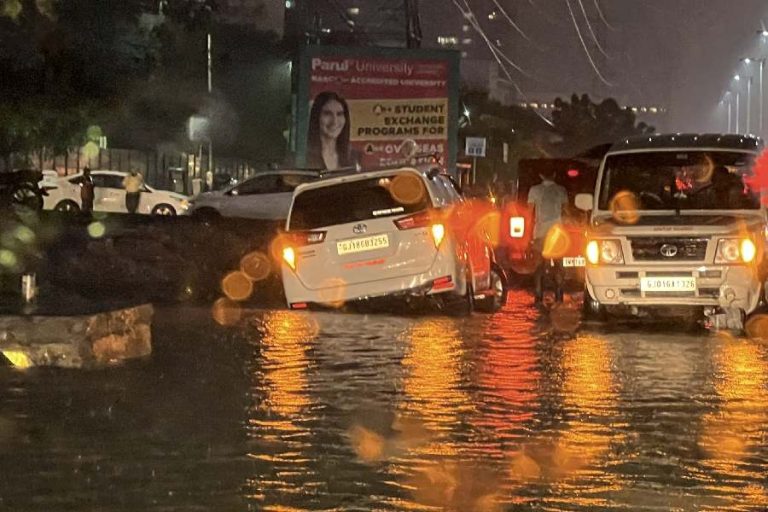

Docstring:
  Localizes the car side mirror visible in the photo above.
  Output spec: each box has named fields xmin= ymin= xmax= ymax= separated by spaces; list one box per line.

xmin=575 ymin=193 xmax=594 ymax=211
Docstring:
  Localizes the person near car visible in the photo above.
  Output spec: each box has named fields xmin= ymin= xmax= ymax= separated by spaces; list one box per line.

xmin=527 ymin=168 xmax=569 ymax=304
xmin=80 ymin=167 xmax=94 ymax=214
xmin=123 ymin=170 xmax=144 ymax=214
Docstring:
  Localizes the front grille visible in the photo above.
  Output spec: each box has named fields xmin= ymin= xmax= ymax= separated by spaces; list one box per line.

xmin=630 ymin=237 xmax=708 ymax=261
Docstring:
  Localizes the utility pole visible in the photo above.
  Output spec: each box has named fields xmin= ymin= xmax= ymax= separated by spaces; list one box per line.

xmin=207 ymin=32 xmax=213 ymax=177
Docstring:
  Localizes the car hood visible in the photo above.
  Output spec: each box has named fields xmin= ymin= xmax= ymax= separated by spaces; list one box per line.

xmin=592 ymin=212 xmax=765 ymax=236
xmin=193 ymin=190 xmax=225 ymax=200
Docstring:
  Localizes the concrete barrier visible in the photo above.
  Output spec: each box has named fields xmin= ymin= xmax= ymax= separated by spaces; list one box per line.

xmin=0 ymin=304 xmax=152 ymax=369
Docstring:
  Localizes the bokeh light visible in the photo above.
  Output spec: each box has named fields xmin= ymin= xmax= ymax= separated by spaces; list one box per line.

xmin=316 ymin=277 xmax=347 ymax=308
xmin=389 ymin=172 xmax=426 ymax=205
xmin=0 ymin=249 xmax=18 ymax=269
xmin=81 ymin=141 xmax=100 ymax=161
xmin=87 ymin=221 xmax=106 ymax=238
xmin=221 ymin=270 xmax=253 ymax=301
xmin=211 ymin=297 xmax=242 ymax=326
xmin=240 ymin=251 xmax=272 ymax=282
xmin=12 ymin=225 xmax=35 ymax=245
xmin=541 ymin=224 xmax=571 ymax=259
xmin=745 ymin=314 xmax=768 ymax=340
xmin=348 ymin=424 xmax=387 ymax=463
xmin=609 ymin=190 xmax=640 ymax=224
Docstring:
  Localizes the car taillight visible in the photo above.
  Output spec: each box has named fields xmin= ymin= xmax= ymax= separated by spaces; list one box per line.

xmin=395 ymin=212 xmax=445 ymax=248
xmin=509 ymin=216 xmax=525 ymax=238
xmin=281 ymin=231 xmax=326 ymax=270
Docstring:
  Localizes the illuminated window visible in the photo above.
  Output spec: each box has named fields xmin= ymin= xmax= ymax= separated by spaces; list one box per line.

xmin=462 ymin=24 xmax=470 ymax=32
xmin=437 ymin=36 xmax=459 ymax=46
xmin=347 ymin=7 xmax=359 ymax=16
xmin=462 ymin=38 xmax=473 ymax=45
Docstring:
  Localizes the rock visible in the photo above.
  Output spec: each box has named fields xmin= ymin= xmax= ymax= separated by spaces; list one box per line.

xmin=0 ymin=304 xmax=153 ymax=369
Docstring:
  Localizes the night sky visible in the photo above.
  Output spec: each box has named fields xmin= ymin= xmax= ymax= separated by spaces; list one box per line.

xmin=420 ymin=0 xmax=768 ymax=133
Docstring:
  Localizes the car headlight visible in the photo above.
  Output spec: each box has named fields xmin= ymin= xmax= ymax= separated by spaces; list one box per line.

xmin=586 ymin=239 xmax=624 ymax=265
xmin=716 ymin=238 xmax=757 ymax=264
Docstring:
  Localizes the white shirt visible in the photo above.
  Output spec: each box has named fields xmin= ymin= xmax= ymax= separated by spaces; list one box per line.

xmin=527 ymin=180 xmax=568 ymax=239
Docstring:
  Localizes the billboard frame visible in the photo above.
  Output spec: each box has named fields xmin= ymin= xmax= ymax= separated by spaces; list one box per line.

xmin=293 ymin=45 xmax=461 ymax=173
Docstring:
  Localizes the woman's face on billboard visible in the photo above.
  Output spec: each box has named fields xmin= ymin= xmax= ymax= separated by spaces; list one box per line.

xmin=319 ymin=99 xmax=346 ymax=140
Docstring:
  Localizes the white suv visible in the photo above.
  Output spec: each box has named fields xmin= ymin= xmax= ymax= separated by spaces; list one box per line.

xmin=577 ymin=134 xmax=766 ymax=329
xmin=278 ymin=166 xmax=507 ymax=313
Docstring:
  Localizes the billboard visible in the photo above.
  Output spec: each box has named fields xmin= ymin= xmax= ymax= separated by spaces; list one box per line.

xmin=294 ymin=46 xmax=460 ymax=172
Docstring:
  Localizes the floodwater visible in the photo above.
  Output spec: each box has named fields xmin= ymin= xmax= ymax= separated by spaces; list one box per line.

xmin=1 ymin=291 xmax=768 ymax=511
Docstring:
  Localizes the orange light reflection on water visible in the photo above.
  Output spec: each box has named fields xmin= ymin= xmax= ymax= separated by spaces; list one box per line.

xmin=698 ymin=339 xmax=768 ymax=508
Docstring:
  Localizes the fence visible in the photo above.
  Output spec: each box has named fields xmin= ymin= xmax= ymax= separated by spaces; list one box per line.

xmin=9 ymin=147 xmax=271 ymax=194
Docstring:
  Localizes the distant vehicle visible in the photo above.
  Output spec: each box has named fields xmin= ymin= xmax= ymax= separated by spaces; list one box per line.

xmin=278 ymin=166 xmax=507 ymax=313
xmin=43 ymin=170 xmax=190 ymax=215
xmin=578 ymin=133 xmax=766 ymax=330
xmin=1 ymin=169 xmax=46 ymax=211
xmin=190 ymin=170 xmax=319 ymax=220
xmin=498 ymin=156 xmax=602 ymax=281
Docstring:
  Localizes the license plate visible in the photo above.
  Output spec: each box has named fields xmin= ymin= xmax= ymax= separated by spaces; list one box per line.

xmin=563 ymin=256 xmax=586 ymax=267
xmin=337 ymin=234 xmax=389 ymax=255
xmin=640 ymin=277 xmax=696 ymax=292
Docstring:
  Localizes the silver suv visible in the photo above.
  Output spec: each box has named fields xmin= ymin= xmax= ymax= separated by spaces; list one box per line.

xmin=576 ymin=134 xmax=766 ymax=329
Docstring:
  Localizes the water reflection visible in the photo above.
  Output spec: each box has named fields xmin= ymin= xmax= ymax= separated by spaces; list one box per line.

xmin=698 ymin=338 xmax=768 ymax=508
xmin=245 ymin=311 xmax=317 ymax=508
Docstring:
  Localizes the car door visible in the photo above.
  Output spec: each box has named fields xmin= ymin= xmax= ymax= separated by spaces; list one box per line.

xmin=93 ymin=174 xmax=126 ymax=212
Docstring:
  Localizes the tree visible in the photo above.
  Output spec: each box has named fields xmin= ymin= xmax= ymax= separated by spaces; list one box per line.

xmin=551 ymin=94 xmax=654 ymax=156
xmin=459 ymin=89 xmax=553 ymax=187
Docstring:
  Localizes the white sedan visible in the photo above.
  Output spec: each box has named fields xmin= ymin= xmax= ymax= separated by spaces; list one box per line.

xmin=42 ymin=170 xmax=190 ymax=215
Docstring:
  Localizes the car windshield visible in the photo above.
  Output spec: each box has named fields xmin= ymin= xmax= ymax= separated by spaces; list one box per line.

xmin=598 ymin=150 xmax=761 ymax=211
xmin=289 ymin=174 xmax=430 ymax=230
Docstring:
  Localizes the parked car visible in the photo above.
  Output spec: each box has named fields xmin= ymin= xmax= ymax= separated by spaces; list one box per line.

xmin=190 ymin=170 xmax=319 ymax=220
xmin=577 ymin=133 xmax=766 ymax=330
xmin=43 ymin=170 xmax=190 ymax=215
xmin=278 ymin=166 xmax=508 ymax=313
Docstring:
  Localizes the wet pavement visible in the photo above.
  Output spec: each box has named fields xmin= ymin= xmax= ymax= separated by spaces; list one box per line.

xmin=1 ymin=291 xmax=768 ymax=511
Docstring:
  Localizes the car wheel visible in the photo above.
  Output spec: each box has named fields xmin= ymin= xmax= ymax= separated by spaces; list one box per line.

xmin=55 ymin=200 xmax=80 ymax=213
xmin=152 ymin=204 xmax=176 ymax=216
xmin=475 ymin=264 xmax=508 ymax=313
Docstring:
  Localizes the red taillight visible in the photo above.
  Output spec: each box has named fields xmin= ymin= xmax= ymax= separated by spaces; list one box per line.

xmin=290 ymin=302 xmax=308 ymax=310
xmin=394 ymin=211 xmax=432 ymax=230
xmin=286 ymin=230 xmax=326 ymax=246
xmin=394 ymin=211 xmax=445 ymax=248
xmin=431 ymin=275 xmax=453 ymax=291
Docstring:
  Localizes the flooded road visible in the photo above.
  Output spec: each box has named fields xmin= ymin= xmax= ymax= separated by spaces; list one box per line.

xmin=1 ymin=291 xmax=768 ymax=511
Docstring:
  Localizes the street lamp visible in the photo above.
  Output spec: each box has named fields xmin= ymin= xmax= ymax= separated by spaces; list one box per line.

xmin=733 ymin=75 xmax=742 ymax=133
xmin=742 ymin=57 xmax=766 ymax=134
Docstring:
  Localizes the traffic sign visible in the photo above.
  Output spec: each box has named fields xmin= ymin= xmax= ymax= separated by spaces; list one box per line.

xmin=465 ymin=137 xmax=486 ymax=157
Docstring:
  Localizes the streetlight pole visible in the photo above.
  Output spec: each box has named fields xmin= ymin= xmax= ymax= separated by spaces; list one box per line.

xmin=747 ymin=76 xmax=753 ymax=133
xmin=728 ymin=97 xmax=733 ymax=132
xmin=736 ymin=91 xmax=741 ymax=133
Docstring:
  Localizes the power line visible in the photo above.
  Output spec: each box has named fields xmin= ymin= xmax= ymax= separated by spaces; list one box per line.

xmin=592 ymin=0 xmax=617 ymax=32
xmin=576 ymin=0 xmax=610 ymax=59
xmin=564 ymin=0 xmax=613 ymax=87
xmin=490 ymin=0 xmax=531 ymax=42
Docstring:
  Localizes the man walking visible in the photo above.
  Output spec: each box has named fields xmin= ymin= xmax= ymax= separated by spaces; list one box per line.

xmin=527 ymin=168 xmax=568 ymax=304
xmin=123 ymin=170 xmax=144 ymax=214
xmin=80 ymin=167 xmax=94 ymax=214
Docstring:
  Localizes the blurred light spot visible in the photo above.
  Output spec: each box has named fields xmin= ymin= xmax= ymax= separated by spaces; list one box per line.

xmin=81 ymin=141 xmax=99 ymax=160
xmin=0 ymin=250 xmax=17 ymax=269
xmin=221 ymin=270 xmax=253 ymax=301
xmin=348 ymin=424 xmax=386 ymax=462
xmin=12 ymin=225 xmax=35 ymax=244
xmin=550 ymin=302 xmax=581 ymax=333
xmin=87 ymin=221 xmax=106 ymax=238
xmin=475 ymin=211 xmax=501 ymax=247
xmin=240 ymin=251 xmax=272 ymax=282
xmin=1 ymin=350 xmax=32 ymax=369
xmin=389 ymin=172 xmax=426 ymax=205
xmin=609 ymin=190 xmax=640 ymax=224
xmin=542 ymin=224 xmax=570 ymax=259
xmin=745 ymin=314 xmax=768 ymax=340
xmin=86 ymin=125 xmax=103 ymax=141
xmin=317 ymin=277 xmax=347 ymax=308
xmin=1 ymin=0 xmax=22 ymax=19
xmin=211 ymin=297 xmax=242 ymax=326
xmin=508 ymin=452 xmax=541 ymax=482
xmin=391 ymin=414 xmax=432 ymax=449
xmin=408 ymin=462 xmax=502 ymax=511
